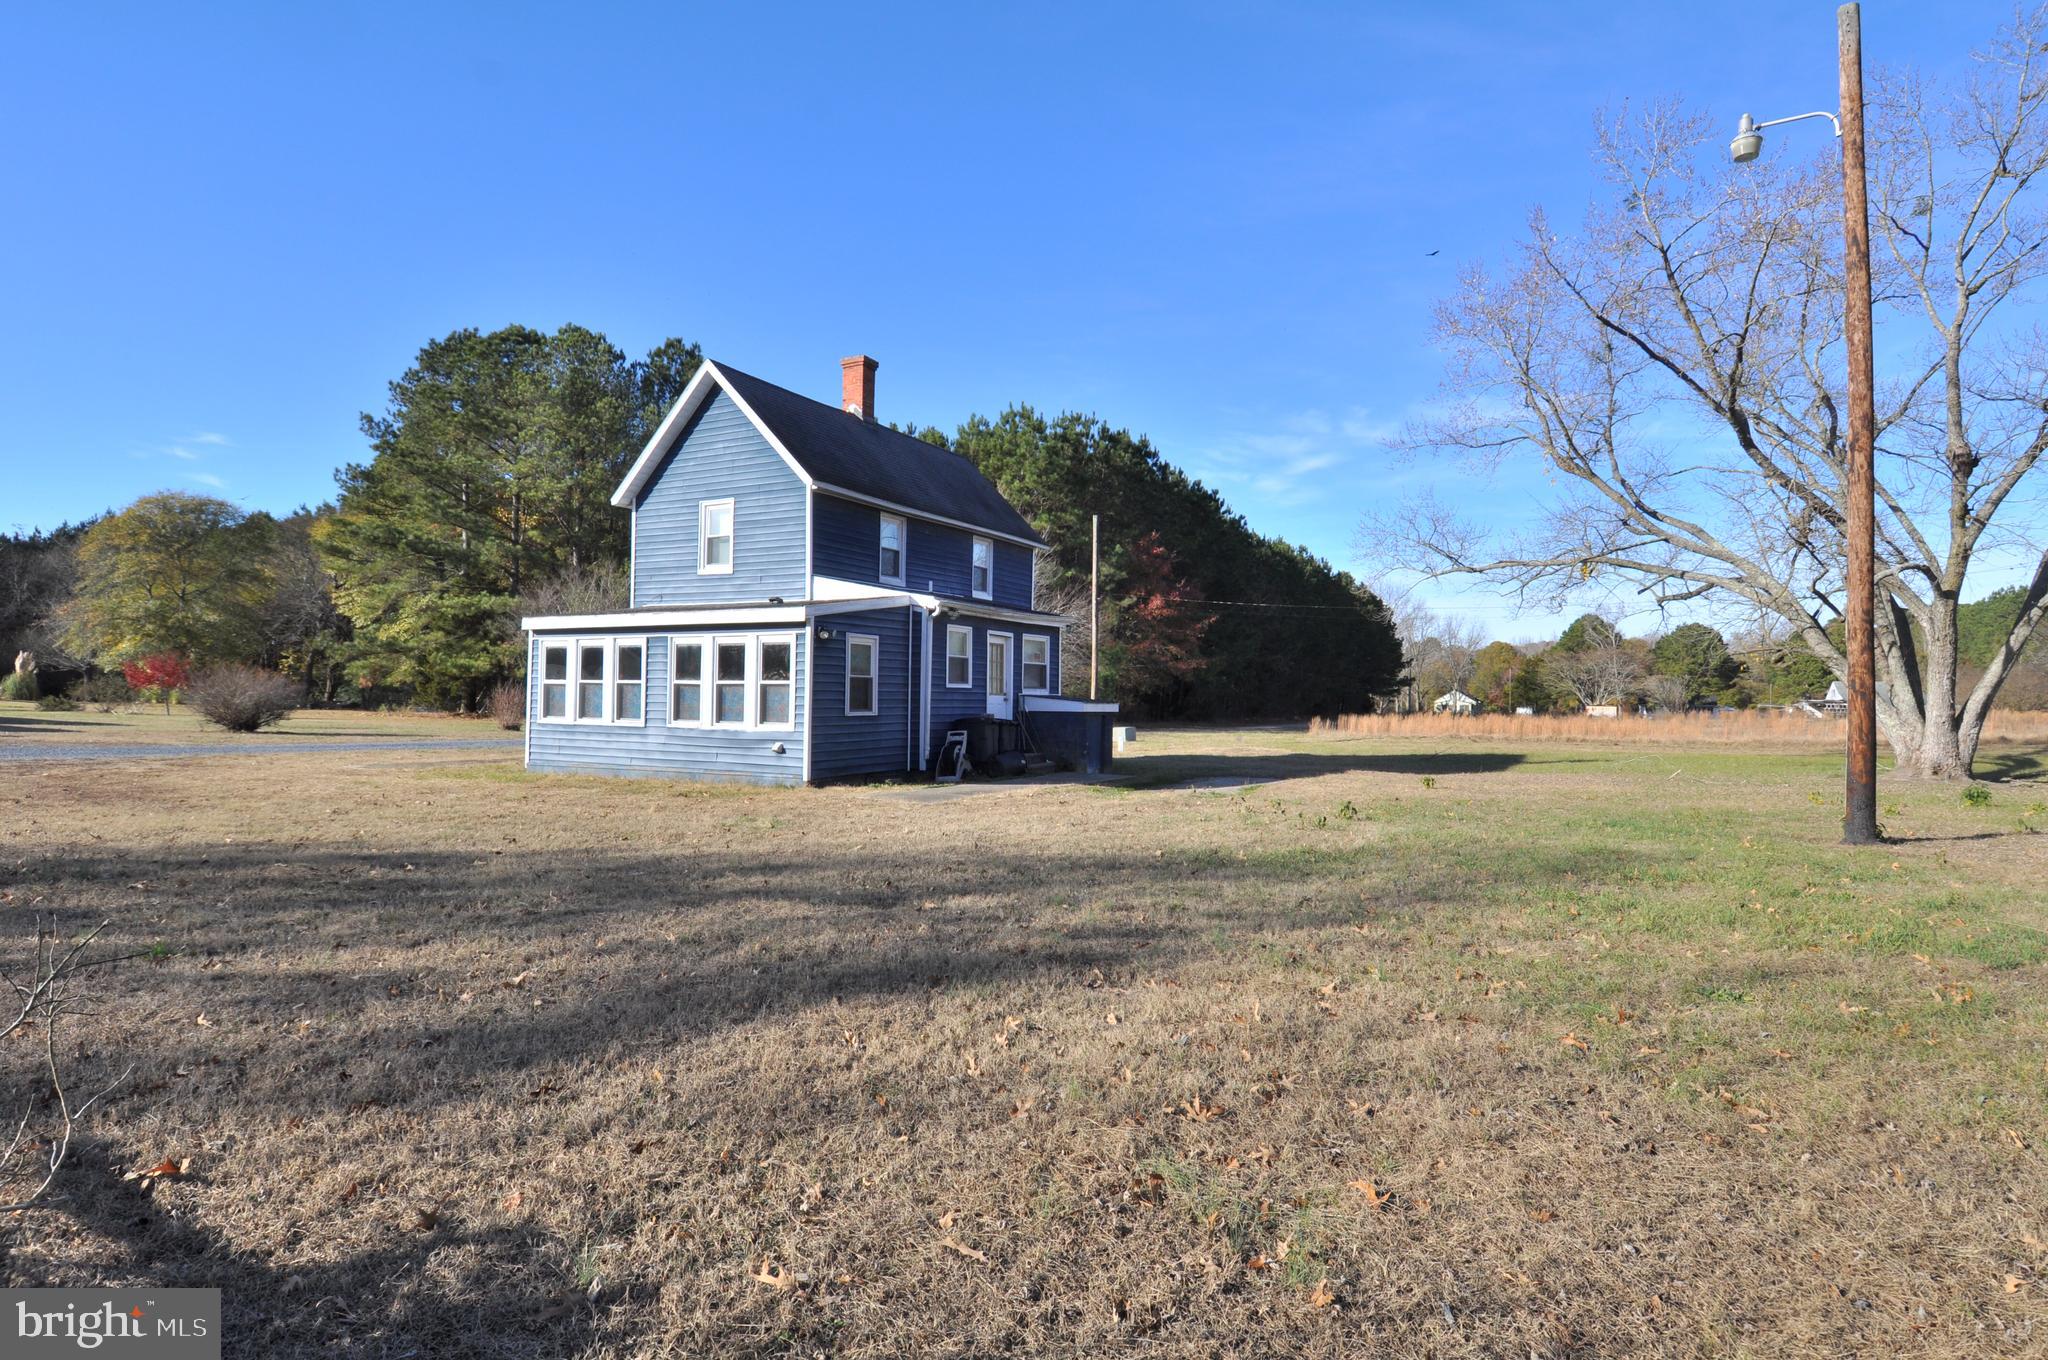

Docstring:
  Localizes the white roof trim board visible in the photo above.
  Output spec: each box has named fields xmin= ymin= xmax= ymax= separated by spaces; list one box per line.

xmin=525 ymin=586 xmax=1070 ymax=634
xmin=609 ymin=361 xmax=1043 ymax=549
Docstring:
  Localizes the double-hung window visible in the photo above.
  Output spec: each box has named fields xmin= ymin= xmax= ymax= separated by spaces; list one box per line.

xmin=671 ymin=639 xmax=705 ymax=725
xmin=576 ymin=642 xmax=607 ymax=720
xmin=879 ymin=514 xmax=905 ymax=586
xmin=846 ymin=634 xmax=878 ymax=716
xmin=945 ymin=624 xmax=972 ymax=688
xmin=539 ymin=643 xmax=569 ymax=719
xmin=713 ymin=639 xmax=749 ymax=725
xmin=971 ymin=536 xmax=993 ymax=599
xmin=699 ymin=498 xmax=734 ymax=574
xmin=756 ymin=635 xmax=795 ymax=727
xmin=1022 ymin=635 xmax=1051 ymax=694
xmin=612 ymin=641 xmax=645 ymax=722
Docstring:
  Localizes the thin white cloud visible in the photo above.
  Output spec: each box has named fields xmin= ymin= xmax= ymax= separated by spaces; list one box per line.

xmin=166 ymin=446 xmax=201 ymax=461
xmin=186 ymin=472 xmax=228 ymax=489
xmin=187 ymin=432 xmax=229 ymax=446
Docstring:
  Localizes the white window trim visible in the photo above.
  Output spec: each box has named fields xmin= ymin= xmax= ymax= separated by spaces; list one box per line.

xmin=754 ymin=632 xmax=798 ymax=731
xmin=669 ymin=637 xmax=706 ymax=728
xmin=573 ymin=638 xmax=609 ymax=723
xmin=698 ymin=498 xmax=735 ymax=576
xmin=944 ymin=623 xmax=973 ymax=689
xmin=1021 ymin=634 xmax=1051 ymax=695
xmin=610 ymin=639 xmax=647 ymax=726
xmin=845 ymin=632 xmax=880 ymax=717
xmin=538 ymin=641 xmax=573 ymax=723
xmin=710 ymin=634 xmax=752 ymax=727
xmin=987 ymin=630 xmax=1013 ymax=703
xmin=971 ymin=535 xmax=994 ymax=600
xmin=878 ymin=513 xmax=906 ymax=588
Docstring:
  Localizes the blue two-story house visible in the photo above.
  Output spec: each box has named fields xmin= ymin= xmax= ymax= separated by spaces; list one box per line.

xmin=522 ymin=355 xmax=1110 ymax=784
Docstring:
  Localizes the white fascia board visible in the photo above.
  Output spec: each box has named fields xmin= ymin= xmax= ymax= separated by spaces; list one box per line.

xmin=809 ymin=575 xmax=904 ymax=602
xmin=930 ymin=600 xmax=1069 ymax=630
xmin=807 ymin=593 xmax=923 ymax=618
xmin=810 ymin=481 xmax=1045 ymax=551
xmin=524 ymin=606 xmax=809 ymax=631
xmin=1023 ymin=695 xmax=1120 ymax=714
xmin=609 ymin=361 xmax=817 ymax=508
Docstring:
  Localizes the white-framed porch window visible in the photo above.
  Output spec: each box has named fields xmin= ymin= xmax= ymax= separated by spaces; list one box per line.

xmin=1022 ymin=635 xmax=1051 ymax=694
xmin=846 ymin=633 xmax=878 ymax=716
xmin=670 ymin=638 xmax=705 ymax=726
xmin=612 ymin=640 xmax=645 ymax=723
xmin=699 ymin=498 xmax=734 ymax=575
xmin=879 ymin=514 xmax=906 ymax=587
xmin=576 ymin=641 xmax=608 ymax=720
xmin=756 ymin=634 xmax=796 ymax=728
xmin=712 ymin=637 xmax=749 ymax=725
xmin=970 ymin=536 xmax=993 ymax=599
xmin=945 ymin=624 xmax=972 ymax=688
xmin=539 ymin=642 xmax=570 ymax=720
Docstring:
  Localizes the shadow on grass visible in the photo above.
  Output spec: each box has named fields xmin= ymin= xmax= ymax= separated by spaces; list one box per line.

xmin=0 ymin=714 xmax=101 ymax=736
xmin=1975 ymin=748 xmax=2048 ymax=781
xmin=1111 ymin=750 xmax=1530 ymax=787
xmin=44 ymin=1140 xmax=600 ymax=1359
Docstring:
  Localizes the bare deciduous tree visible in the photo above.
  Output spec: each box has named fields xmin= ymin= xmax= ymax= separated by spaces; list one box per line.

xmin=2 ymin=920 xmax=131 ymax=1215
xmin=1370 ymin=12 xmax=2048 ymax=778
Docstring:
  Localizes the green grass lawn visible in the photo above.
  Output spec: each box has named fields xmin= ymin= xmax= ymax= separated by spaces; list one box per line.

xmin=3 ymin=724 xmax=2044 ymax=1357
xmin=0 ymin=698 xmax=504 ymax=744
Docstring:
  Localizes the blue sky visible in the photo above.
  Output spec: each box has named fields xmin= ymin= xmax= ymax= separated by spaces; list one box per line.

xmin=0 ymin=2 xmax=2001 ymax=640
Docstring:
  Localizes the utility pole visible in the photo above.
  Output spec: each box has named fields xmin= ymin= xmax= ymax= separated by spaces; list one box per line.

xmin=1839 ymin=2 xmax=1880 ymax=844
xmin=1728 ymin=3 xmax=1881 ymax=844
xmin=1089 ymin=513 xmax=1099 ymax=701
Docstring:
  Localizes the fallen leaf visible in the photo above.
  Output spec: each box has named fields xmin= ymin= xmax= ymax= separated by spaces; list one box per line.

xmin=1308 ymin=1278 xmax=1336 ymax=1308
xmin=1560 ymin=1032 xmax=1589 ymax=1052
xmin=937 ymin=1209 xmax=957 ymax=1230
xmin=501 ymin=1190 xmax=524 ymax=1212
xmin=939 ymin=1235 xmax=988 ymax=1263
xmin=1347 ymin=1179 xmax=1393 ymax=1208
xmin=2006 ymin=1275 xmax=2026 ymax=1294
xmin=752 ymin=1258 xmax=798 ymax=1290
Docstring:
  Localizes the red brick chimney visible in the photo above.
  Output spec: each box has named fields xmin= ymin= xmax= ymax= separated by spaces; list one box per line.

xmin=840 ymin=355 xmax=877 ymax=422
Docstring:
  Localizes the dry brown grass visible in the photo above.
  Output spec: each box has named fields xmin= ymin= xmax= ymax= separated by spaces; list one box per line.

xmin=1312 ymin=706 xmax=2048 ymax=748
xmin=2 ymin=728 xmax=2045 ymax=1357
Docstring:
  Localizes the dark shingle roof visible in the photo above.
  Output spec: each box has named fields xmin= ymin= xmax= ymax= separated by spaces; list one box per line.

xmin=712 ymin=362 xmax=1044 ymax=546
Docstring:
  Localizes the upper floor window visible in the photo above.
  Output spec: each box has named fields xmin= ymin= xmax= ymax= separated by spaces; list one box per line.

xmin=971 ymin=536 xmax=993 ymax=599
xmin=879 ymin=514 xmax=906 ymax=586
xmin=846 ymin=633 xmax=878 ymax=715
xmin=699 ymin=499 xmax=734 ymax=575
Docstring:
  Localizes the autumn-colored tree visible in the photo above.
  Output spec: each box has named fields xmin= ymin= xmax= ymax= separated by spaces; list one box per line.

xmin=122 ymin=653 xmax=190 ymax=716
xmin=1108 ymin=532 xmax=1213 ymax=705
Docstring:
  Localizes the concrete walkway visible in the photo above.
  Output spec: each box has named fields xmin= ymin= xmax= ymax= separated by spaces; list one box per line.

xmin=0 ymin=737 xmax=521 ymax=763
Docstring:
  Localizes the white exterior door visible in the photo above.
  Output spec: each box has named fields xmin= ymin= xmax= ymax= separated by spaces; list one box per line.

xmin=986 ymin=632 xmax=1013 ymax=719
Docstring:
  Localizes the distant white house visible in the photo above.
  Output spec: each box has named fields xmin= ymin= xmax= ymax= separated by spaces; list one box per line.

xmin=1432 ymin=688 xmax=1479 ymax=716
xmin=1584 ymin=704 xmax=1621 ymax=718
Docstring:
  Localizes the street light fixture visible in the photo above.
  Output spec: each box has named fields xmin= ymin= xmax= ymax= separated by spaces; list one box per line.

xmin=1728 ymin=109 xmax=1841 ymax=163
xmin=1730 ymin=3 xmax=1881 ymax=846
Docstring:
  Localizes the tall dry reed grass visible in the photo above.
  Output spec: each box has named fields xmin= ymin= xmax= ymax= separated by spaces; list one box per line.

xmin=1309 ymin=707 xmax=2048 ymax=746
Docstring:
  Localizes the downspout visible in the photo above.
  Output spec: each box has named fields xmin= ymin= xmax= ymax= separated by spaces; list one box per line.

xmin=905 ymin=603 xmax=914 ymax=772
xmin=918 ymin=603 xmax=934 ymax=770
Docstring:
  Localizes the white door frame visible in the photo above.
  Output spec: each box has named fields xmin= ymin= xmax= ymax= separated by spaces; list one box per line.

xmin=986 ymin=630 xmax=1013 ymax=719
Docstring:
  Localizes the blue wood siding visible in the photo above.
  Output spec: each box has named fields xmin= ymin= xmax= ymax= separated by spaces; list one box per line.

xmin=812 ymin=492 xmax=1034 ymax=609
xmin=632 ymin=391 xmax=807 ymax=606
xmin=809 ymin=606 xmax=918 ymax=781
xmin=925 ymin=614 xmax=1061 ymax=756
xmin=526 ymin=628 xmax=805 ymax=784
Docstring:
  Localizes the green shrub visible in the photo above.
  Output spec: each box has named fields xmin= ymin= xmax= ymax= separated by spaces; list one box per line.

xmin=77 ymin=672 xmax=133 ymax=712
xmin=0 ymin=670 xmax=39 ymax=701
xmin=33 ymin=694 xmax=78 ymax=712
xmin=1962 ymin=784 xmax=1992 ymax=808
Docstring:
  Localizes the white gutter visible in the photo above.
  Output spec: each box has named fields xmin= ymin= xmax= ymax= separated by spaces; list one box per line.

xmin=522 ymin=605 xmax=809 ymax=631
xmin=919 ymin=604 xmax=934 ymax=769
